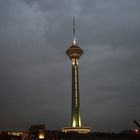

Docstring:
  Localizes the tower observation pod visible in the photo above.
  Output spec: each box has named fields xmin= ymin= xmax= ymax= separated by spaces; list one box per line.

xmin=62 ymin=18 xmax=91 ymax=134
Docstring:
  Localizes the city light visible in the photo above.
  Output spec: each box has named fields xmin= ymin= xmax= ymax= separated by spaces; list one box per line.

xmin=39 ymin=132 xmax=45 ymax=139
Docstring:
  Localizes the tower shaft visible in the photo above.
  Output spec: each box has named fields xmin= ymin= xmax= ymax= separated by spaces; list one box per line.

xmin=71 ymin=60 xmax=81 ymax=127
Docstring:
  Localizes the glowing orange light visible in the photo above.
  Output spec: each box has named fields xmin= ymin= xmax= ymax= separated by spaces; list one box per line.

xmin=39 ymin=132 xmax=45 ymax=139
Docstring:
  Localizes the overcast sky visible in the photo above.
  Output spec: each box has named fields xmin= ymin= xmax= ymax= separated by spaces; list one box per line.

xmin=0 ymin=0 xmax=140 ymax=132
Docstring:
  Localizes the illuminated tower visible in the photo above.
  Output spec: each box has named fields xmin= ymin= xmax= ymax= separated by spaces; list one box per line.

xmin=62 ymin=18 xmax=91 ymax=133
xmin=66 ymin=18 xmax=83 ymax=127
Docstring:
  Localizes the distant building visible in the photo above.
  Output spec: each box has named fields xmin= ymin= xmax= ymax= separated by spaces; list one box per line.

xmin=0 ymin=131 xmax=28 ymax=140
xmin=28 ymin=124 xmax=45 ymax=140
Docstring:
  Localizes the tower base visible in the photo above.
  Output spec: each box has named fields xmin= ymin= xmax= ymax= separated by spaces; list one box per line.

xmin=62 ymin=127 xmax=91 ymax=134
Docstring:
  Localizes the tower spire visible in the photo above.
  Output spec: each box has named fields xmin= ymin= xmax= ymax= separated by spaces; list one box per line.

xmin=73 ymin=16 xmax=76 ymax=45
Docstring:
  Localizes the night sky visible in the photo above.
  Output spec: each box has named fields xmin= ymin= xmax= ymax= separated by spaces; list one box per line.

xmin=0 ymin=0 xmax=140 ymax=132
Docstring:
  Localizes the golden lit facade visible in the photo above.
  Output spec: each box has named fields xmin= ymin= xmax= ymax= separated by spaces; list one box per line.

xmin=38 ymin=131 xmax=45 ymax=139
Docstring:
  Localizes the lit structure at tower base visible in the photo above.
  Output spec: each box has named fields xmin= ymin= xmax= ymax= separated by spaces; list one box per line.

xmin=62 ymin=127 xmax=91 ymax=134
xmin=62 ymin=18 xmax=91 ymax=134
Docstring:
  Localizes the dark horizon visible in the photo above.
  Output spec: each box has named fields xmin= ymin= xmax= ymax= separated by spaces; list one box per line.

xmin=0 ymin=0 xmax=140 ymax=132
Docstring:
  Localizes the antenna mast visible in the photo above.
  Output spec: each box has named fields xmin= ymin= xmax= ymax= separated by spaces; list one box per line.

xmin=73 ymin=16 xmax=76 ymax=45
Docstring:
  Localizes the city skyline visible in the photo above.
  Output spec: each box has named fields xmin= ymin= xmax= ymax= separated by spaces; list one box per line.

xmin=0 ymin=0 xmax=140 ymax=132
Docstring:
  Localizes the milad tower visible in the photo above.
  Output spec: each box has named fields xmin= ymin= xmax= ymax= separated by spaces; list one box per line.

xmin=62 ymin=18 xmax=91 ymax=133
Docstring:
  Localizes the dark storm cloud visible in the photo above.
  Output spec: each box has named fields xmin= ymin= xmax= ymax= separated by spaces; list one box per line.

xmin=0 ymin=0 xmax=140 ymax=132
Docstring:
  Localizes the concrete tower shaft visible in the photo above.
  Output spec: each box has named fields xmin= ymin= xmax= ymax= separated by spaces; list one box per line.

xmin=71 ymin=59 xmax=81 ymax=127
xmin=66 ymin=44 xmax=83 ymax=127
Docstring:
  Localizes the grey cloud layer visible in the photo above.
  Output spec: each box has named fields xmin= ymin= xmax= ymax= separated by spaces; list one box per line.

xmin=0 ymin=0 xmax=140 ymax=132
